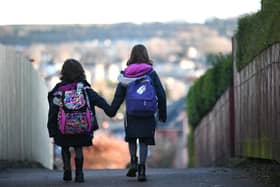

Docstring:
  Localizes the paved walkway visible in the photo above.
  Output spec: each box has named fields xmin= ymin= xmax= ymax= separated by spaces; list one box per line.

xmin=0 ymin=168 xmax=274 ymax=187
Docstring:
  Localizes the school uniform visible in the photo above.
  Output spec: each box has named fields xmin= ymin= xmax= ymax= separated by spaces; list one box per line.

xmin=110 ymin=63 xmax=167 ymax=145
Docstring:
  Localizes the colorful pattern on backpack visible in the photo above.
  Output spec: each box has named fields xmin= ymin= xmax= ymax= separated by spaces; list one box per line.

xmin=55 ymin=82 xmax=94 ymax=135
xmin=125 ymin=72 xmax=157 ymax=116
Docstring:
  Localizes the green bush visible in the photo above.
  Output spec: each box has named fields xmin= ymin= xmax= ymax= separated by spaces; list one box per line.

xmin=186 ymin=54 xmax=232 ymax=129
xmin=236 ymin=0 xmax=280 ymax=70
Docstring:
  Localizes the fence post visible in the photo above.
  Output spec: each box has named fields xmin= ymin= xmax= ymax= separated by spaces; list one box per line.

xmin=229 ymin=85 xmax=235 ymax=157
xmin=230 ymin=37 xmax=237 ymax=157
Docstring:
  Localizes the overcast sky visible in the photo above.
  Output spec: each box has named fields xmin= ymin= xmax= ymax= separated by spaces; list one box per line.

xmin=0 ymin=0 xmax=261 ymax=25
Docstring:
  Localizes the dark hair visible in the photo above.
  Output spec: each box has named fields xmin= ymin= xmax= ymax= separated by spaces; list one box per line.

xmin=60 ymin=59 xmax=86 ymax=82
xmin=127 ymin=44 xmax=153 ymax=65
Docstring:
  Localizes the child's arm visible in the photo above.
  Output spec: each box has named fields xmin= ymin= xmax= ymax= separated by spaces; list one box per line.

xmin=87 ymin=83 xmax=126 ymax=117
xmin=109 ymin=83 xmax=126 ymax=116
xmin=152 ymin=71 xmax=167 ymax=122
xmin=47 ymin=91 xmax=59 ymax=137
xmin=86 ymin=89 xmax=114 ymax=117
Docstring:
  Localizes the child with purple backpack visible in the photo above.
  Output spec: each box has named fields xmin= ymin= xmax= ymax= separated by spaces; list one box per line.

xmin=47 ymin=59 xmax=113 ymax=183
xmin=110 ymin=44 xmax=167 ymax=181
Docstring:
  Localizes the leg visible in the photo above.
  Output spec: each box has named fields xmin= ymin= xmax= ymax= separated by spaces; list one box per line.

xmin=74 ymin=146 xmax=84 ymax=160
xmin=74 ymin=146 xmax=84 ymax=183
xmin=61 ymin=146 xmax=72 ymax=181
xmin=128 ymin=139 xmax=137 ymax=158
xmin=126 ymin=139 xmax=138 ymax=177
xmin=139 ymin=141 xmax=148 ymax=164
xmin=138 ymin=141 xmax=148 ymax=181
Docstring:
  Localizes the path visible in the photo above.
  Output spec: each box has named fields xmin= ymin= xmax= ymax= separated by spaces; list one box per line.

xmin=0 ymin=168 xmax=273 ymax=187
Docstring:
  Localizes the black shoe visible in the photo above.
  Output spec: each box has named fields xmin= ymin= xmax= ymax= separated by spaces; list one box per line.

xmin=126 ymin=156 xmax=138 ymax=177
xmin=63 ymin=170 xmax=72 ymax=181
xmin=137 ymin=164 xmax=146 ymax=182
xmin=75 ymin=158 xmax=84 ymax=183
xmin=75 ymin=171 xmax=84 ymax=183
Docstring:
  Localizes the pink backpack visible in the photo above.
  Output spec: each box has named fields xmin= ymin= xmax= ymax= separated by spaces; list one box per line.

xmin=55 ymin=82 xmax=94 ymax=134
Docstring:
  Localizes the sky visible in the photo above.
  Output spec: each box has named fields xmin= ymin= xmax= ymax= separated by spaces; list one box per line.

xmin=0 ymin=0 xmax=261 ymax=25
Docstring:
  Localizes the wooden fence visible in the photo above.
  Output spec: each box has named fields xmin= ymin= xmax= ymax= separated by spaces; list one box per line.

xmin=0 ymin=45 xmax=53 ymax=169
xmin=233 ymin=40 xmax=280 ymax=163
xmin=194 ymin=41 xmax=280 ymax=166
xmin=194 ymin=89 xmax=232 ymax=166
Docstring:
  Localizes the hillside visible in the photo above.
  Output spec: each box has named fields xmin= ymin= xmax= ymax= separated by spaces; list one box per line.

xmin=0 ymin=18 xmax=237 ymax=46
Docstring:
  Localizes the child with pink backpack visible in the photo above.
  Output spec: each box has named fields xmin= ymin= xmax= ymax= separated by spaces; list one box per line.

xmin=47 ymin=59 xmax=113 ymax=182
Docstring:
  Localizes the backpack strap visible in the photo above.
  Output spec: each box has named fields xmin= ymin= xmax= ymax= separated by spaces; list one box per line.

xmin=146 ymin=69 xmax=154 ymax=76
xmin=145 ymin=70 xmax=154 ymax=84
xmin=82 ymin=86 xmax=92 ymax=110
xmin=82 ymin=86 xmax=95 ymax=131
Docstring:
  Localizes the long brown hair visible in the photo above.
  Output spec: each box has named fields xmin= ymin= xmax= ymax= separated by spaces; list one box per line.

xmin=127 ymin=44 xmax=153 ymax=65
xmin=60 ymin=59 xmax=86 ymax=82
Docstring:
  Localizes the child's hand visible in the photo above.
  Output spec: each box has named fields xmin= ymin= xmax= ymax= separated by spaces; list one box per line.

xmin=159 ymin=115 xmax=166 ymax=122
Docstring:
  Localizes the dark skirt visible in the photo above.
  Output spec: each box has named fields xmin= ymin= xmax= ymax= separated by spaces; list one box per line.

xmin=125 ymin=137 xmax=155 ymax=145
xmin=124 ymin=115 xmax=156 ymax=145
xmin=54 ymin=133 xmax=93 ymax=147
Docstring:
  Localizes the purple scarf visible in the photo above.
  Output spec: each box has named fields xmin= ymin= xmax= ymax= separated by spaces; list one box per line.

xmin=124 ymin=63 xmax=152 ymax=78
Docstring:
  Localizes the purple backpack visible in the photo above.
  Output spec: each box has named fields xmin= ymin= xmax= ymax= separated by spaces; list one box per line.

xmin=126 ymin=72 xmax=157 ymax=116
xmin=55 ymin=82 xmax=94 ymax=135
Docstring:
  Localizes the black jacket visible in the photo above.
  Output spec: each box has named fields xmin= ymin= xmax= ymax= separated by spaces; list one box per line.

xmin=47 ymin=80 xmax=112 ymax=147
xmin=110 ymin=70 xmax=167 ymax=141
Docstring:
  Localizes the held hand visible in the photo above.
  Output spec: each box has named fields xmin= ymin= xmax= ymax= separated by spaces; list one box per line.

xmin=49 ymin=137 xmax=55 ymax=144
